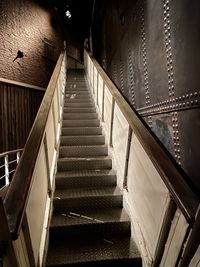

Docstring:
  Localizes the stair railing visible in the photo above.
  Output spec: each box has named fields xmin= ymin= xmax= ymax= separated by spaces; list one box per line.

xmin=1 ymin=50 xmax=66 ymax=267
xmin=84 ymin=50 xmax=199 ymax=267
xmin=0 ymin=149 xmax=23 ymax=191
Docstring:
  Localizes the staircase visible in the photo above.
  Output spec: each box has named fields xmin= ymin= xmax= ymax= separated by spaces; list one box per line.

xmin=45 ymin=69 xmax=142 ymax=266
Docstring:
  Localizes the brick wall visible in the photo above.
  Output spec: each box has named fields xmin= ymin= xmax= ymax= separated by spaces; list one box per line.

xmin=0 ymin=0 xmax=63 ymax=87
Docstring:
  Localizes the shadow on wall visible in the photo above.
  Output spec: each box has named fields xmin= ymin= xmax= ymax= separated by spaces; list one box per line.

xmin=0 ymin=0 xmax=63 ymax=87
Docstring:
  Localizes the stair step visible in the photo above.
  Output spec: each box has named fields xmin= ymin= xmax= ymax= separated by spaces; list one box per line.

xmin=53 ymin=186 xmax=122 ymax=211
xmin=65 ymin=94 xmax=92 ymax=100
xmin=64 ymin=98 xmax=94 ymax=103
xmin=55 ymin=170 xmax=116 ymax=188
xmin=65 ymin=88 xmax=88 ymax=92
xmin=57 ymin=156 xmax=112 ymax=171
xmin=59 ymin=145 xmax=108 ymax=157
xmin=65 ymin=85 xmax=88 ymax=89
xmin=63 ymin=113 xmax=98 ymax=120
xmin=46 ymin=237 xmax=141 ymax=267
xmin=65 ymin=91 xmax=90 ymax=95
xmin=63 ymin=107 xmax=96 ymax=113
xmin=62 ymin=119 xmax=100 ymax=127
xmin=64 ymin=102 xmax=94 ymax=108
xmin=60 ymin=135 xmax=104 ymax=146
xmin=61 ymin=127 xmax=102 ymax=136
xmin=50 ymin=208 xmax=130 ymax=240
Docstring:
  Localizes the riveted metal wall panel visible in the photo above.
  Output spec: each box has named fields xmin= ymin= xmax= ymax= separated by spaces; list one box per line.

xmin=92 ymin=0 xmax=200 ymax=192
xmin=178 ymin=109 xmax=200 ymax=192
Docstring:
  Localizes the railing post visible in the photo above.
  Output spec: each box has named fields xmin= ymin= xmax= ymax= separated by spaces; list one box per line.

xmin=123 ymin=126 xmax=133 ymax=190
xmin=4 ymin=155 xmax=9 ymax=186
xmin=92 ymin=65 xmax=95 ymax=94
xmin=52 ymin=101 xmax=57 ymax=149
xmin=102 ymin=82 xmax=105 ymax=122
xmin=43 ymin=134 xmax=51 ymax=196
xmin=16 ymin=152 xmax=20 ymax=164
xmin=96 ymin=72 xmax=99 ymax=106
xmin=109 ymin=97 xmax=115 ymax=147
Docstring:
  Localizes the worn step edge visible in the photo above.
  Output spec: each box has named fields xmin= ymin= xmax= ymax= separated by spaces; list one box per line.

xmin=49 ymin=221 xmax=131 ymax=241
xmin=59 ymin=145 xmax=108 ymax=158
xmin=60 ymin=135 xmax=105 ymax=146
xmin=61 ymin=127 xmax=102 ymax=136
xmin=46 ymin=237 xmax=141 ymax=267
xmin=63 ymin=113 xmax=98 ymax=120
xmin=62 ymin=120 xmax=100 ymax=127
xmin=55 ymin=172 xmax=116 ymax=188
xmin=57 ymin=157 xmax=112 ymax=171
xmin=53 ymin=195 xmax=122 ymax=211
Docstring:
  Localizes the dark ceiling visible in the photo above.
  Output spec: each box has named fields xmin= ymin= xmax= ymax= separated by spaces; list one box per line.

xmin=40 ymin=0 xmax=94 ymax=45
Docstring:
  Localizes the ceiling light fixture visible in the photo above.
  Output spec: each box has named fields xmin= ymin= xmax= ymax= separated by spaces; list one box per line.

xmin=65 ymin=10 xmax=71 ymax=18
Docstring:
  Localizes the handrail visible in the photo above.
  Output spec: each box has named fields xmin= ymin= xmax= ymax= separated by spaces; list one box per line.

xmin=87 ymin=52 xmax=199 ymax=222
xmin=0 ymin=149 xmax=23 ymax=158
xmin=0 ymin=78 xmax=46 ymax=91
xmin=4 ymin=51 xmax=65 ymax=239
xmin=0 ymin=148 xmax=23 ymax=191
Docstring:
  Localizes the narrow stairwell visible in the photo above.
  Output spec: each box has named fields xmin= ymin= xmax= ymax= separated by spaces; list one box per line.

xmin=45 ymin=69 xmax=142 ymax=266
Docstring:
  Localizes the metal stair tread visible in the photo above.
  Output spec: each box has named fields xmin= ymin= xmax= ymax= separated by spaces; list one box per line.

xmin=62 ymin=120 xmax=100 ymax=127
xmin=58 ymin=156 xmax=111 ymax=162
xmin=63 ymin=108 xmax=96 ymax=113
xmin=54 ymin=186 xmax=121 ymax=199
xmin=51 ymin=207 xmax=130 ymax=228
xmin=46 ymin=236 xmax=141 ymax=266
xmin=63 ymin=113 xmax=98 ymax=120
xmin=60 ymin=135 xmax=105 ymax=146
xmin=56 ymin=169 xmax=116 ymax=178
xmin=59 ymin=145 xmax=108 ymax=157
xmin=61 ymin=127 xmax=102 ymax=136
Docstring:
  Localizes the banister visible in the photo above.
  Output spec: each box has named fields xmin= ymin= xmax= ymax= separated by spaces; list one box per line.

xmin=87 ymin=52 xmax=199 ymax=222
xmin=0 ymin=78 xmax=46 ymax=91
xmin=0 ymin=149 xmax=23 ymax=158
xmin=4 ymin=51 xmax=65 ymax=239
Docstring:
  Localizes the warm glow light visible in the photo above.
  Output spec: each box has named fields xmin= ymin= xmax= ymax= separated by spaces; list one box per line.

xmin=65 ymin=10 xmax=71 ymax=18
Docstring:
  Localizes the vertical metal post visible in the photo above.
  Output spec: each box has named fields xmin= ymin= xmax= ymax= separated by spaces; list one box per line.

xmin=102 ymin=82 xmax=105 ymax=122
xmin=4 ymin=155 xmax=9 ymax=186
xmin=90 ymin=59 xmax=92 ymax=88
xmin=16 ymin=152 xmax=20 ymax=164
xmin=123 ymin=126 xmax=133 ymax=190
xmin=96 ymin=73 xmax=99 ymax=106
xmin=52 ymin=102 xmax=57 ymax=149
xmin=92 ymin=65 xmax=95 ymax=94
xmin=56 ymin=84 xmax=61 ymax=123
xmin=109 ymin=97 xmax=115 ymax=147
xmin=153 ymin=198 xmax=177 ymax=267
xmin=43 ymin=134 xmax=51 ymax=196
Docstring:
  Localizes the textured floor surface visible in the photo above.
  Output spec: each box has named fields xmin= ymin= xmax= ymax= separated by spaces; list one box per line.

xmin=45 ymin=69 xmax=142 ymax=266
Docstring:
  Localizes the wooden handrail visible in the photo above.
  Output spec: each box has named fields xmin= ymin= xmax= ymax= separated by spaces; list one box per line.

xmin=87 ymin=52 xmax=199 ymax=222
xmin=0 ymin=149 xmax=23 ymax=158
xmin=4 ymin=51 xmax=65 ymax=239
xmin=0 ymin=78 xmax=46 ymax=91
